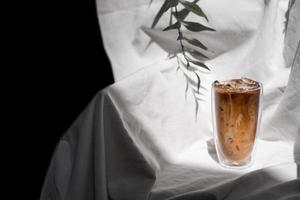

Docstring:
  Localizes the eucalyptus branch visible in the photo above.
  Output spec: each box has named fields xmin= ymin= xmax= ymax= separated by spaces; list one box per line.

xmin=149 ymin=0 xmax=216 ymax=118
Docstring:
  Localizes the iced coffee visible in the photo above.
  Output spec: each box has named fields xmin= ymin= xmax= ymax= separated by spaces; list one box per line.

xmin=212 ymin=78 xmax=262 ymax=168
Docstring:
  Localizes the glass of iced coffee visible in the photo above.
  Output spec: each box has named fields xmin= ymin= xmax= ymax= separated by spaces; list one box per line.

xmin=211 ymin=78 xmax=262 ymax=168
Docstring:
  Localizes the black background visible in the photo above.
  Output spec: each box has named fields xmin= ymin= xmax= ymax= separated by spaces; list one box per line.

xmin=16 ymin=0 xmax=114 ymax=198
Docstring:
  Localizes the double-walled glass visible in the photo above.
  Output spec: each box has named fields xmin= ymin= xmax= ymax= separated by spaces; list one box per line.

xmin=211 ymin=78 xmax=263 ymax=169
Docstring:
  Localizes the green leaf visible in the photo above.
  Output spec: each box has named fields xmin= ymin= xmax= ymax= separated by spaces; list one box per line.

xmin=183 ymin=21 xmax=216 ymax=32
xmin=183 ymin=37 xmax=207 ymax=50
xmin=189 ymin=60 xmax=210 ymax=70
xmin=151 ymin=0 xmax=179 ymax=28
xmin=187 ymin=49 xmax=209 ymax=59
xmin=173 ymin=8 xmax=189 ymax=21
xmin=151 ymin=1 xmax=168 ymax=28
xmin=169 ymin=0 xmax=179 ymax=7
xmin=169 ymin=7 xmax=173 ymax=25
xmin=179 ymin=0 xmax=208 ymax=21
xmin=194 ymin=71 xmax=201 ymax=94
xmin=173 ymin=0 xmax=199 ymax=21
xmin=163 ymin=21 xmax=180 ymax=31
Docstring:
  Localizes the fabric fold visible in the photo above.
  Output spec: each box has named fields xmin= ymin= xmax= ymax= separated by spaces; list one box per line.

xmin=40 ymin=91 xmax=156 ymax=200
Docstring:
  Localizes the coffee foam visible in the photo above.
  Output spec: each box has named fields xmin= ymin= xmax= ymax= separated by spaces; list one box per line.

xmin=213 ymin=78 xmax=260 ymax=92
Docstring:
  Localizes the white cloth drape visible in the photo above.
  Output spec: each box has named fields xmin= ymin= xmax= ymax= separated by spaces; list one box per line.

xmin=96 ymin=0 xmax=300 ymax=199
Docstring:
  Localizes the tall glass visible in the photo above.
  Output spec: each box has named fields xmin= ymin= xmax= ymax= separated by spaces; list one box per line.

xmin=211 ymin=78 xmax=263 ymax=169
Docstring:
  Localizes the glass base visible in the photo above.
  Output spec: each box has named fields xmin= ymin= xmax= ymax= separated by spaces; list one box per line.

xmin=218 ymin=155 xmax=253 ymax=170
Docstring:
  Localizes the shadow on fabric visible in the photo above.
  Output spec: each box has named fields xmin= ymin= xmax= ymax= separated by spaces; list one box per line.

xmin=161 ymin=164 xmax=300 ymax=200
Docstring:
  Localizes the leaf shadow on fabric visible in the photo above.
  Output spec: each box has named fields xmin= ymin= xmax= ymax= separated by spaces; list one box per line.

xmin=141 ymin=27 xmax=254 ymax=60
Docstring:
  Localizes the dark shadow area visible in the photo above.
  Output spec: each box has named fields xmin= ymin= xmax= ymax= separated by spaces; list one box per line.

xmin=16 ymin=0 xmax=114 ymax=199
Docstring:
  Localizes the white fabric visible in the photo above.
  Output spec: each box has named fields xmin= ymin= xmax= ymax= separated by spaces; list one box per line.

xmin=97 ymin=0 xmax=300 ymax=198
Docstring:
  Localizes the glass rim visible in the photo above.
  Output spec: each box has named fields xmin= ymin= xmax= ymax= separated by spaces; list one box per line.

xmin=211 ymin=78 xmax=263 ymax=92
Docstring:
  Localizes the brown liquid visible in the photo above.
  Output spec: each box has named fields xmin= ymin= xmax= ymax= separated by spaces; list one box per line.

xmin=213 ymin=79 xmax=261 ymax=162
